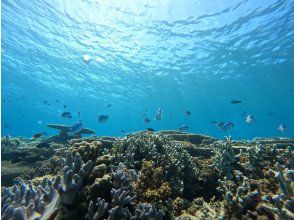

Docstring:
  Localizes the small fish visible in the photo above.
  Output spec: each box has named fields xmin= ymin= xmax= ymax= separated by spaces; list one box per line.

xmin=277 ymin=124 xmax=287 ymax=133
xmin=241 ymin=112 xmax=247 ymax=117
xmin=107 ymin=104 xmax=112 ymax=108
xmin=77 ymin=111 xmax=81 ymax=118
xmin=37 ymin=120 xmax=43 ymax=125
xmin=230 ymin=100 xmax=242 ymax=104
xmin=55 ymin=100 xmax=59 ymax=103
xmin=246 ymin=114 xmax=254 ymax=125
xmin=2 ymin=123 xmax=10 ymax=128
xmin=185 ymin=110 xmax=191 ymax=116
xmin=32 ymin=133 xmax=42 ymax=139
xmin=211 ymin=121 xmax=234 ymax=132
xmin=98 ymin=115 xmax=109 ymax=123
xmin=142 ymin=113 xmax=147 ymax=117
xmin=67 ymin=121 xmax=84 ymax=137
xmin=43 ymin=100 xmax=50 ymax=105
xmin=178 ymin=125 xmax=189 ymax=132
xmin=121 ymin=130 xmax=125 ymax=133
xmin=288 ymin=88 xmax=294 ymax=93
xmin=268 ymin=112 xmax=275 ymax=116
xmin=155 ymin=108 xmax=163 ymax=121
xmin=144 ymin=118 xmax=151 ymax=124
xmin=146 ymin=128 xmax=154 ymax=132
xmin=63 ymin=105 xmax=67 ymax=109
xmin=61 ymin=112 xmax=72 ymax=119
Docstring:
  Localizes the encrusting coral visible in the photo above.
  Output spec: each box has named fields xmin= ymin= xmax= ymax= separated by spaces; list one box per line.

xmin=134 ymin=160 xmax=172 ymax=203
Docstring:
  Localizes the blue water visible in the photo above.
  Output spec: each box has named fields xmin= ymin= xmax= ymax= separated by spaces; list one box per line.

xmin=1 ymin=0 xmax=294 ymax=139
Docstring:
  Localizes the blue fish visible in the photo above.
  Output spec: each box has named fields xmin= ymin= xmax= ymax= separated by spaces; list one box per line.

xmin=67 ymin=121 xmax=83 ymax=137
xmin=211 ymin=121 xmax=234 ymax=132
xmin=178 ymin=125 xmax=189 ymax=132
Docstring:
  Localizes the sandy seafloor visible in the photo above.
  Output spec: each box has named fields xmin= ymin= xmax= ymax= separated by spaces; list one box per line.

xmin=1 ymin=130 xmax=293 ymax=219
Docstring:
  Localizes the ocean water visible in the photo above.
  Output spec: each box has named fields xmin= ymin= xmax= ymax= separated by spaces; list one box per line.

xmin=1 ymin=0 xmax=294 ymax=139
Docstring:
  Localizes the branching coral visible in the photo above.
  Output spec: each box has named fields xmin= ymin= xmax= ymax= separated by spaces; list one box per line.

xmin=1 ymin=178 xmax=59 ymax=220
xmin=114 ymin=131 xmax=199 ymax=196
xmin=57 ymin=150 xmax=92 ymax=206
xmin=258 ymin=163 xmax=294 ymax=219
xmin=212 ymin=136 xmax=236 ymax=180
xmin=217 ymin=172 xmax=260 ymax=218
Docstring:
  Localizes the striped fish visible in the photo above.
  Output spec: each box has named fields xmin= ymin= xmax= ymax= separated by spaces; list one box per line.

xmin=67 ymin=121 xmax=84 ymax=137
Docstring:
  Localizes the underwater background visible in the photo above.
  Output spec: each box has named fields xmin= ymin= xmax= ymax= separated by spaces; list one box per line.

xmin=1 ymin=0 xmax=294 ymax=139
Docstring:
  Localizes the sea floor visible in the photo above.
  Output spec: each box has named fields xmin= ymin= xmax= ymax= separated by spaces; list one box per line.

xmin=1 ymin=130 xmax=293 ymax=219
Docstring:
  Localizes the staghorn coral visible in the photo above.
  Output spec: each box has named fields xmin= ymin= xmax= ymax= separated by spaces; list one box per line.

xmin=131 ymin=203 xmax=165 ymax=219
xmin=114 ymin=131 xmax=199 ymax=197
xmin=88 ymin=198 xmax=108 ymax=220
xmin=258 ymin=163 xmax=294 ymax=219
xmin=244 ymin=144 xmax=267 ymax=177
xmin=212 ymin=136 xmax=237 ymax=180
xmin=135 ymin=160 xmax=171 ymax=203
xmin=217 ymin=171 xmax=260 ymax=218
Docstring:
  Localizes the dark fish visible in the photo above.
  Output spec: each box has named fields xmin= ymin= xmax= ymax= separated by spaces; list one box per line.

xmin=63 ymin=105 xmax=67 ymax=109
xmin=230 ymin=100 xmax=242 ymax=104
xmin=55 ymin=100 xmax=60 ymax=103
xmin=178 ymin=125 xmax=189 ymax=131
xmin=144 ymin=118 xmax=151 ymax=124
xmin=185 ymin=110 xmax=191 ymax=116
xmin=43 ymin=100 xmax=50 ymax=105
xmin=61 ymin=111 xmax=72 ymax=119
xmin=146 ymin=128 xmax=154 ymax=132
xmin=211 ymin=121 xmax=234 ymax=132
xmin=98 ymin=115 xmax=109 ymax=123
xmin=107 ymin=104 xmax=112 ymax=107
xmin=2 ymin=123 xmax=10 ymax=128
xmin=142 ymin=113 xmax=147 ymax=117
xmin=268 ymin=112 xmax=275 ymax=116
xmin=32 ymin=133 xmax=42 ymax=139
xmin=78 ymin=111 xmax=81 ymax=118
xmin=289 ymin=88 xmax=294 ymax=93
xmin=121 ymin=130 xmax=125 ymax=133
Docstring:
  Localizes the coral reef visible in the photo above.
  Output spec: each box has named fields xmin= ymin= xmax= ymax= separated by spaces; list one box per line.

xmin=1 ymin=131 xmax=294 ymax=220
